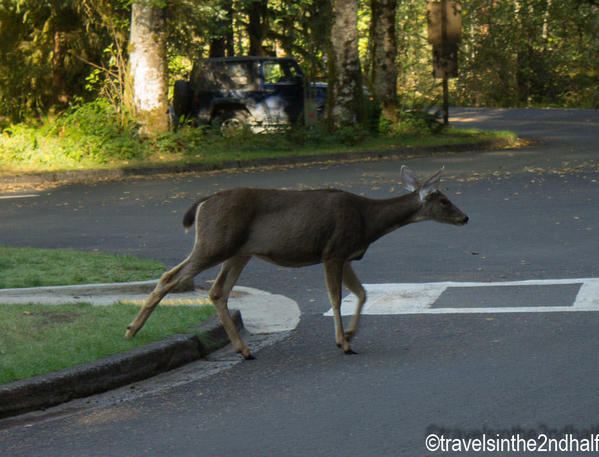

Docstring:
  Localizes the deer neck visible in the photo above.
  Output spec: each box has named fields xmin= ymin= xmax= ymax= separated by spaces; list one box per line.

xmin=364 ymin=192 xmax=422 ymax=242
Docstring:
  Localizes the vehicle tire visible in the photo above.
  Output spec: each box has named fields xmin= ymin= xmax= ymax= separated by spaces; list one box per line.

xmin=216 ymin=110 xmax=251 ymax=135
xmin=172 ymin=80 xmax=191 ymax=129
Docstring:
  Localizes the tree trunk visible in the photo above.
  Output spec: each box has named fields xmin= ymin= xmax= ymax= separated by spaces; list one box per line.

xmin=52 ymin=30 xmax=69 ymax=105
xmin=210 ymin=0 xmax=234 ymax=57
xmin=371 ymin=0 xmax=397 ymax=123
xmin=247 ymin=0 xmax=268 ymax=56
xmin=128 ymin=0 xmax=169 ymax=136
xmin=327 ymin=0 xmax=364 ymax=129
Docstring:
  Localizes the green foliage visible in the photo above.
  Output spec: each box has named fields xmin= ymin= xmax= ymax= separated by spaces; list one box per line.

xmin=2 ymin=0 xmax=598 ymax=126
xmin=0 ymin=0 xmax=131 ymax=121
xmin=0 ymin=97 xmax=515 ymax=175
xmin=379 ymin=111 xmax=438 ymax=137
xmin=454 ymin=0 xmax=599 ymax=107
xmin=1 ymin=98 xmax=145 ymax=169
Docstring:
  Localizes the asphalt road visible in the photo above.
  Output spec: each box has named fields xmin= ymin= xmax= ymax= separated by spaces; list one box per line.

xmin=1 ymin=108 xmax=598 ymax=456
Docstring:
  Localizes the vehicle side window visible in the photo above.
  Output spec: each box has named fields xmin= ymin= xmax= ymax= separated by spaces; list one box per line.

xmin=263 ymin=61 xmax=299 ymax=85
xmin=194 ymin=62 xmax=257 ymax=91
xmin=223 ymin=63 xmax=251 ymax=88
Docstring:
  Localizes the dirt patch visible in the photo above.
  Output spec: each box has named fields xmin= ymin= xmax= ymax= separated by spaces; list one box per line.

xmin=23 ymin=310 xmax=80 ymax=328
xmin=74 ymin=404 xmax=138 ymax=427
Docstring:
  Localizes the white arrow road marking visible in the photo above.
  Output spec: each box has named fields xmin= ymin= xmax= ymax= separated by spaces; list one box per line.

xmin=324 ymin=278 xmax=599 ymax=316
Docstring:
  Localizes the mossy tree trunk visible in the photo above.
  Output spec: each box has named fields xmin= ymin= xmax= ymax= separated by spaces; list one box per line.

xmin=371 ymin=0 xmax=398 ymax=123
xmin=128 ymin=0 xmax=169 ymax=136
xmin=327 ymin=0 xmax=364 ymax=130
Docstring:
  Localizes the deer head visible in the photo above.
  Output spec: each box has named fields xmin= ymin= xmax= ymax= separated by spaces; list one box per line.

xmin=400 ymin=166 xmax=469 ymax=226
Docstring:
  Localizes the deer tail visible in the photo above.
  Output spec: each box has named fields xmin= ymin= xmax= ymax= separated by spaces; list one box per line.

xmin=182 ymin=197 xmax=209 ymax=231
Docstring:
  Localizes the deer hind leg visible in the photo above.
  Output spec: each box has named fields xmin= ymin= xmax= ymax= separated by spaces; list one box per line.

xmin=342 ymin=262 xmax=366 ymax=342
xmin=209 ymin=256 xmax=253 ymax=360
xmin=324 ymin=260 xmax=356 ymax=355
xmin=125 ymin=254 xmax=205 ymax=338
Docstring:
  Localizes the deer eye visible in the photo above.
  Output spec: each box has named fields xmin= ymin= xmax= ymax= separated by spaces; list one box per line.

xmin=440 ymin=198 xmax=450 ymax=207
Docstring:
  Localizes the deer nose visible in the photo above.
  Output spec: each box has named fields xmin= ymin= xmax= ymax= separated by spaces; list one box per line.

xmin=461 ymin=216 xmax=469 ymax=225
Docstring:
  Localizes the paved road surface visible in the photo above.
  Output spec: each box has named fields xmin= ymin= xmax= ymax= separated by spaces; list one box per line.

xmin=0 ymin=108 xmax=597 ymax=456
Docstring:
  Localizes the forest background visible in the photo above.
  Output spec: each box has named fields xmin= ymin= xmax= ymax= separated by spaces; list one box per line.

xmin=0 ymin=0 xmax=596 ymax=170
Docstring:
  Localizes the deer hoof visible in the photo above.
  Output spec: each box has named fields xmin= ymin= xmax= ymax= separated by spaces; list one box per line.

xmin=237 ymin=347 xmax=255 ymax=360
xmin=344 ymin=348 xmax=358 ymax=355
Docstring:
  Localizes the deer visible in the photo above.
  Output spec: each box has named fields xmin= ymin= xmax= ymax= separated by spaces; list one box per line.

xmin=125 ymin=166 xmax=468 ymax=359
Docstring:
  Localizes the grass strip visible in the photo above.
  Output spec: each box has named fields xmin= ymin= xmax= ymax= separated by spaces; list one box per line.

xmin=138 ymin=128 xmax=517 ymax=169
xmin=0 ymin=123 xmax=517 ymax=176
xmin=0 ymin=246 xmax=165 ymax=289
xmin=0 ymin=302 xmax=215 ymax=384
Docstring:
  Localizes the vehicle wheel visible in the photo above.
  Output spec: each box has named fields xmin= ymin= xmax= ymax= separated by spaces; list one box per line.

xmin=172 ymin=80 xmax=191 ymax=129
xmin=217 ymin=110 xmax=251 ymax=135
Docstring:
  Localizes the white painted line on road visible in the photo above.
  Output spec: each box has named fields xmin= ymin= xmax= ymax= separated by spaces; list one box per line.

xmin=324 ymin=278 xmax=599 ymax=316
xmin=0 ymin=194 xmax=39 ymax=200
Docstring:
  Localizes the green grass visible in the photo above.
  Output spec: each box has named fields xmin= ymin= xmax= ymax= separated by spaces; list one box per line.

xmin=151 ymin=127 xmax=517 ymax=168
xmin=0 ymin=246 xmax=165 ymax=289
xmin=0 ymin=98 xmax=518 ymax=175
xmin=0 ymin=302 xmax=215 ymax=384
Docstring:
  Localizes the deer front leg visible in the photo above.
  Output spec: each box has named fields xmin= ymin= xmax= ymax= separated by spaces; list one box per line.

xmin=209 ymin=256 xmax=254 ymax=360
xmin=324 ymin=260 xmax=356 ymax=355
xmin=342 ymin=262 xmax=366 ymax=342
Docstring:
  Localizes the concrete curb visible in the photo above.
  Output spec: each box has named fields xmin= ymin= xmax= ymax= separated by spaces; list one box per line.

xmin=0 ymin=301 xmax=242 ymax=419
xmin=0 ymin=280 xmax=159 ymax=298
xmin=0 ymin=138 xmax=515 ymax=187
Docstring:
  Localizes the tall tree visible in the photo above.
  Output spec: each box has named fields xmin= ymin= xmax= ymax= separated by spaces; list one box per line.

xmin=209 ymin=0 xmax=234 ymax=57
xmin=246 ymin=0 xmax=269 ymax=56
xmin=0 ymin=0 xmax=112 ymax=119
xmin=128 ymin=0 xmax=168 ymax=135
xmin=327 ymin=0 xmax=364 ymax=128
xmin=371 ymin=0 xmax=398 ymax=123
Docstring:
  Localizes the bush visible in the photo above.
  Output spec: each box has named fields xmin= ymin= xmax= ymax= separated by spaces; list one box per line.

xmin=1 ymin=99 xmax=146 ymax=170
xmin=48 ymin=99 xmax=146 ymax=162
xmin=379 ymin=109 xmax=444 ymax=137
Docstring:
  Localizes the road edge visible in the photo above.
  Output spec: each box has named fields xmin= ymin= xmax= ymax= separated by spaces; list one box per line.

xmin=0 ymin=137 xmax=516 ymax=188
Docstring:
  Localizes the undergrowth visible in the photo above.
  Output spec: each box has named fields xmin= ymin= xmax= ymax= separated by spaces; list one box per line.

xmin=0 ymin=98 xmax=512 ymax=174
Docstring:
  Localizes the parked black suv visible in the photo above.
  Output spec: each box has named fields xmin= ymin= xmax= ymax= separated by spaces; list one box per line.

xmin=172 ymin=56 xmax=319 ymax=131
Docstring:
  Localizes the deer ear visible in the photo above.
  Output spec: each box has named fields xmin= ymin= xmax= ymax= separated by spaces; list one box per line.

xmin=418 ymin=167 xmax=444 ymax=200
xmin=400 ymin=165 xmax=420 ymax=192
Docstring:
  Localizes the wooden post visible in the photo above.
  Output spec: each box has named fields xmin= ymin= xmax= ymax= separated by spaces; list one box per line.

xmin=428 ymin=1 xmax=461 ymax=127
xmin=441 ymin=0 xmax=449 ymax=126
